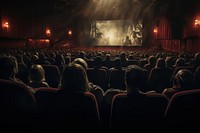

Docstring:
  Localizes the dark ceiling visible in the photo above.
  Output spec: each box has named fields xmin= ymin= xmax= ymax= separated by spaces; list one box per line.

xmin=1 ymin=0 xmax=167 ymax=18
xmin=1 ymin=0 xmax=199 ymax=20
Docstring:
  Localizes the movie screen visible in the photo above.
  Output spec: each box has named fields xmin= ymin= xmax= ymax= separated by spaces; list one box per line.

xmin=90 ymin=19 xmax=143 ymax=46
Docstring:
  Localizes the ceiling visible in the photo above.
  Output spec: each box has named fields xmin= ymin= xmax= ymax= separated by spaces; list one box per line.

xmin=1 ymin=0 xmax=167 ymax=18
xmin=1 ymin=0 xmax=199 ymax=20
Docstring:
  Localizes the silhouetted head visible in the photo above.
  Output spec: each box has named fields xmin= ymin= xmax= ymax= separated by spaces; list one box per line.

xmin=65 ymin=56 xmax=71 ymax=65
xmin=0 ymin=56 xmax=18 ymax=79
xmin=148 ymin=56 xmax=156 ymax=65
xmin=173 ymin=69 xmax=193 ymax=91
xmin=125 ymin=65 xmax=145 ymax=94
xmin=79 ymin=51 xmax=86 ymax=58
xmin=73 ymin=58 xmax=88 ymax=70
xmin=156 ymin=58 xmax=166 ymax=68
xmin=195 ymin=53 xmax=200 ymax=60
xmin=94 ymin=56 xmax=102 ymax=68
xmin=165 ymin=56 xmax=174 ymax=68
xmin=174 ymin=58 xmax=185 ymax=67
xmin=105 ymin=54 xmax=111 ymax=61
xmin=29 ymin=65 xmax=46 ymax=83
xmin=60 ymin=64 xmax=88 ymax=92
xmin=55 ymin=54 xmax=65 ymax=66
xmin=114 ymin=57 xmax=122 ymax=69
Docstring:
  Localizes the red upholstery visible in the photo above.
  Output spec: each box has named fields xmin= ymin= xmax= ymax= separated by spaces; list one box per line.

xmin=165 ymin=89 xmax=200 ymax=127
xmin=0 ymin=79 xmax=37 ymax=131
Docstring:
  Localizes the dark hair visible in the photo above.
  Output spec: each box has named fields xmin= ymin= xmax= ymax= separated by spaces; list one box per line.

xmin=60 ymin=64 xmax=89 ymax=92
xmin=148 ymin=56 xmax=156 ymax=65
xmin=156 ymin=58 xmax=166 ymax=68
xmin=114 ymin=57 xmax=122 ymax=69
xmin=125 ymin=65 xmax=144 ymax=89
xmin=0 ymin=56 xmax=18 ymax=79
xmin=173 ymin=69 xmax=193 ymax=90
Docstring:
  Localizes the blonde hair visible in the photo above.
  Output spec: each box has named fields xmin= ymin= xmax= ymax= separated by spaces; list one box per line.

xmin=60 ymin=63 xmax=90 ymax=92
xmin=29 ymin=65 xmax=46 ymax=82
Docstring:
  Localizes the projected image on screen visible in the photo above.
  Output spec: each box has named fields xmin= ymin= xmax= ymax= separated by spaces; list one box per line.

xmin=91 ymin=19 xmax=143 ymax=46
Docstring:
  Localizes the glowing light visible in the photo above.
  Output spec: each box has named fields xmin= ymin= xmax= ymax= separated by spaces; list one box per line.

xmin=2 ymin=21 xmax=9 ymax=29
xmin=194 ymin=19 xmax=200 ymax=27
xmin=46 ymin=28 xmax=51 ymax=36
xmin=68 ymin=30 xmax=72 ymax=36
xmin=153 ymin=27 xmax=158 ymax=33
xmin=45 ymin=39 xmax=50 ymax=42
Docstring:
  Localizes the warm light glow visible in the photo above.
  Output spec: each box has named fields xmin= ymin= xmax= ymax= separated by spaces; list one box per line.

xmin=68 ymin=30 xmax=72 ymax=35
xmin=2 ymin=21 xmax=9 ymax=29
xmin=194 ymin=19 xmax=200 ymax=27
xmin=153 ymin=27 xmax=158 ymax=33
xmin=45 ymin=39 xmax=50 ymax=42
xmin=46 ymin=28 xmax=51 ymax=36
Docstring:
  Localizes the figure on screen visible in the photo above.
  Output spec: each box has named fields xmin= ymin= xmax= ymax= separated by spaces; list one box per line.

xmin=123 ymin=35 xmax=132 ymax=46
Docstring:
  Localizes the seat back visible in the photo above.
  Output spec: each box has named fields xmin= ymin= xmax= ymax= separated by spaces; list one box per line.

xmin=0 ymin=79 xmax=37 ymax=131
xmin=35 ymin=89 xmax=100 ymax=132
xmin=110 ymin=69 xmax=126 ymax=90
xmin=148 ymin=68 xmax=173 ymax=93
xmin=87 ymin=68 xmax=108 ymax=91
xmin=42 ymin=65 xmax=61 ymax=88
xmin=126 ymin=60 xmax=139 ymax=67
xmin=111 ymin=93 xmax=168 ymax=131
xmin=194 ymin=66 xmax=200 ymax=88
xmin=165 ymin=89 xmax=200 ymax=125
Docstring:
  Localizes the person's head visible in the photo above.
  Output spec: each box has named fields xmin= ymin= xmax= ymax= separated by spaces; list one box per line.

xmin=148 ymin=56 xmax=156 ymax=65
xmin=79 ymin=51 xmax=86 ymax=58
xmin=73 ymin=58 xmax=88 ymax=70
xmin=55 ymin=54 xmax=65 ymax=66
xmin=0 ymin=56 xmax=18 ymax=79
xmin=94 ymin=56 xmax=102 ymax=68
xmin=173 ymin=69 xmax=193 ymax=91
xmin=174 ymin=58 xmax=185 ymax=67
xmin=155 ymin=58 xmax=166 ymax=68
xmin=105 ymin=54 xmax=111 ymax=61
xmin=60 ymin=64 xmax=89 ymax=92
xmin=125 ymin=65 xmax=145 ymax=94
xmin=29 ymin=65 xmax=46 ymax=83
xmin=195 ymin=53 xmax=200 ymax=60
xmin=32 ymin=55 xmax=39 ymax=62
xmin=65 ymin=56 xmax=71 ymax=65
xmin=114 ymin=57 xmax=122 ymax=69
xmin=165 ymin=56 xmax=174 ymax=68
xmin=120 ymin=52 xmax=126 ymax=59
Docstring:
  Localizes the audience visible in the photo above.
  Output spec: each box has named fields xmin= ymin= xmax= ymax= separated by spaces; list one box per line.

xmin=0 ymin=48 xmax=199 ymax=131
xmin=110 ymin=65 xmax=168 ymax=131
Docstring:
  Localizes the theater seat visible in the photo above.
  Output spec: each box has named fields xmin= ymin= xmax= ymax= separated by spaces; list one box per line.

xmin=87 ymin=68 xmax=108 ymax=91
xmin=35 ymin=89 xmax=100 ymax=132
xmin=110 ymin=93 xmax=168 ymax=131
xmin=165 ymin=89 xmax=200 ymax=131
xmin=42 ymin=65 xmax=61 ymax=88
xmin=0 ymin=79 xmax=37 ymax=131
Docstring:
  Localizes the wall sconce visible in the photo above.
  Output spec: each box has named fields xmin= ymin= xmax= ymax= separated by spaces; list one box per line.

xmin=2 ymin=21 xmax=9 ymax=30
xmin=46 ymin=28 xmax=51 ymax=36
xmin=68 ymin=30 xmax=72 ymax=36
xmin=153 ymin=27 xmax=158 ymax=33
xmin=194 ymin=19 xmax=200 ymax=28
